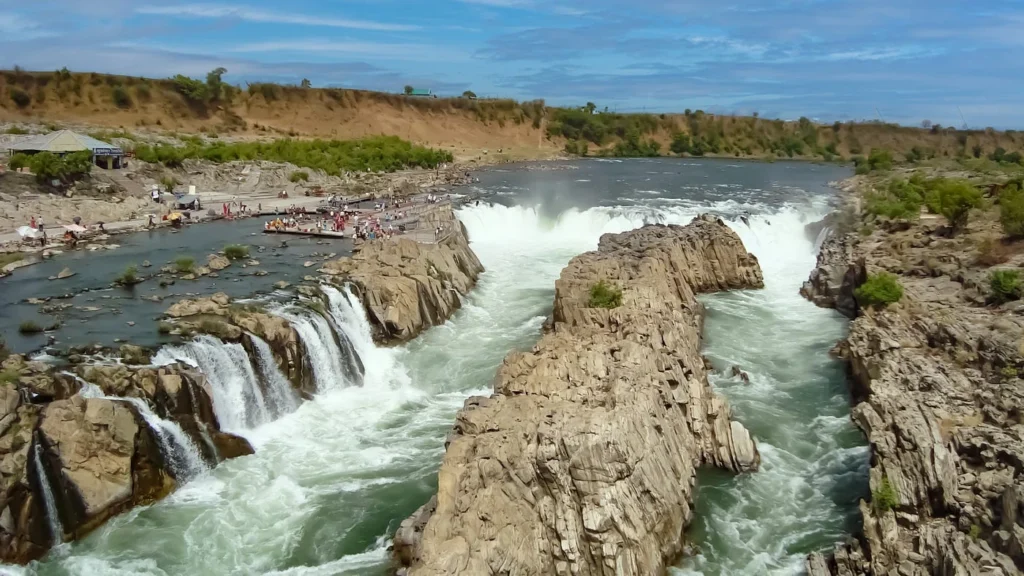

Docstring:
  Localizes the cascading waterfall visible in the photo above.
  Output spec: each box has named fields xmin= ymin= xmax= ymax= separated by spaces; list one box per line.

xmin=813 ymin=225 xmax=832 ymax=252
xmin=157 ymin=336 xmax=272 ymax=432
xmin=274 ymin=309 xmax=352 ymax=392
xmin=248 ymin=334 xmax=300 ymax=418
xmin=322 ymin=285 xmax=404 ymax=389
xmin=31 ymin=442 xmax=63 ymax=546
xmin=70 ymin=373 xmax=206 ymax=481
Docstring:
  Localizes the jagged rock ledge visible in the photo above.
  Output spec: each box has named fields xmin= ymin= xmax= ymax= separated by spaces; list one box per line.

xmin=394 ymin=215 xmax=764 ymax=575
xmin=0 ymin=352 xmax=251 ymax=564
xmin=320 ymin=205 xmax=485 ymax=344
xmin=803 ymin=202 xmax=1024 ymax=574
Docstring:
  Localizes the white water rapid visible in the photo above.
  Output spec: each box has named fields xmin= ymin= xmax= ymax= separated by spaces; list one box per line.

xmin=274 ymin=309 xmax=354 ymax=392
xmin=249 ymin=334 xmax=301 ymax=418
xmin=18 ymin=160 xmax=864 ymax=576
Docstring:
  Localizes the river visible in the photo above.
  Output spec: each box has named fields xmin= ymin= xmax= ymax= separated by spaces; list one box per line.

xmin=9 ymin=158 xmax=867 ymax=576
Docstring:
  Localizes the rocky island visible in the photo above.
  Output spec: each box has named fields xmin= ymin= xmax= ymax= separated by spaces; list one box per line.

xmin=395 ymin=215 xmax=764 ymax=575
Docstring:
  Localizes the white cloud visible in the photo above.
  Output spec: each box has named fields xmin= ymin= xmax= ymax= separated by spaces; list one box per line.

xmin=135 ymin=4 xmax=420 ymax=32
xmin=228 ymin=40 xmax=470 ymax=62
xmin=0 ymin=12 xmax=53 ymax=40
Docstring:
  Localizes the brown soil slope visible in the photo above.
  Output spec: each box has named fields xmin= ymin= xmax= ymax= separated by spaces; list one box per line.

xmin=0 ymin=70 xmax=1021 ymax=161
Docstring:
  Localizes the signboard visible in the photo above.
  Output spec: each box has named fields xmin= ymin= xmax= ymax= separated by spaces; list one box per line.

xmin=92 ymin=147 xmax=123 ymax=156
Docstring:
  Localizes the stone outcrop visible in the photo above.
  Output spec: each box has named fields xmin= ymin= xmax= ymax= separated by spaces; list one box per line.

xmin=800 ymin=231 xmax=866 ymax=318
xmin=395 ymin=216 xmax=763 ymax=576
xmin=0 ymin=355 xmax=252 ymax=564
xmin=804 ymin=191 xmax=1024 ymax=575
xmin=321 ymin=205 xmax=484 ymax=344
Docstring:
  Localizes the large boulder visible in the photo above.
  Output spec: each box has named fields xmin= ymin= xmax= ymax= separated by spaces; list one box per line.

xmin=396 ymin=216 xmax=763 ymax=576
xmin=321 ymin=205 xmax=484 ymax=344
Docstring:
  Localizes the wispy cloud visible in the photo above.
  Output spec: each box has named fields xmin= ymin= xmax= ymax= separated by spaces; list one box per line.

xmin=227 ymin=40 xmax=469 ymax=62
xmin=135 ymin=4 xmax=420 ymax=32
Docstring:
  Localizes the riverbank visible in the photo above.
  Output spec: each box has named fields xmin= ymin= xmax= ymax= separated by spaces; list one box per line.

xmin=802 ymin=168 xmax=1024 ymax=574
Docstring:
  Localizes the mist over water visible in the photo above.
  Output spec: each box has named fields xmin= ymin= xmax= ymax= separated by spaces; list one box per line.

xmin=13 ymin=158 xmax=865 ymax=576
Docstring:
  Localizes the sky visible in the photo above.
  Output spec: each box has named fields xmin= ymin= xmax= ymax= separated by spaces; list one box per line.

xmin=2 ymin=0 xmax=1023 ymax=128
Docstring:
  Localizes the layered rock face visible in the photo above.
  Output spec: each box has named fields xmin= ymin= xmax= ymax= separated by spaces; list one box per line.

xmin=321 ymin=206 xmax=484 ymax=344
xmin=0 ymin=355 xmax=251 ymax=564
xmin=395 ymin=216 xmax=764 ymax=576
xmin=804 ymin=219 xmax=1024 ymax=575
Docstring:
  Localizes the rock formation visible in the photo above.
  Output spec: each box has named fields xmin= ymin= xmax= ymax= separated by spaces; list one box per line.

xmin=0 ymin=354 xmax=251 ymax=564
xmin=321 ymin=205 xmax=484 ymax=344
xmin=395 ymin=216 xmax=764 ymax=576
xmin=803 ymin=199 xmax=1024 ymax=575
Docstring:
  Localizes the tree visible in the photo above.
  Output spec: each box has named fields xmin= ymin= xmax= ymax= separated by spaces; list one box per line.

xmin=462 ymin=90 xmax=476 ymax=99
xmin=172 ymin=74 xmax=209 ymax=103
xmin=404 ymin=85 xmax=414 ymax=95
xmin=921 ymin=119 xmax=932 ymax=129
xmin=301 ymin=78 xmax=312 ymax=89
xmin=206 ymin=67 xmax=227 ymax=101
xmin=8 ymin=153 xmax=29 ymax=171
xmin=670 ymin=132 xmax=691 ymax=155
xmin=585 ymin=102 xmax=596 ymax=115
xmin=929 ymin=179 xmax=983 ymax=234
xmin=1000 ymin=185 xmax=1024 ymax=238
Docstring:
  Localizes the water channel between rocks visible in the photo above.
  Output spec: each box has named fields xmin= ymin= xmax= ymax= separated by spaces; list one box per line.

xmin=9 ymin=158 xmax=868 ymax=576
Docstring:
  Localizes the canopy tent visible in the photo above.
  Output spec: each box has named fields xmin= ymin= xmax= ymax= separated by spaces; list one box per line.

xmin=7 ymin=130 xmax=124 ymax=168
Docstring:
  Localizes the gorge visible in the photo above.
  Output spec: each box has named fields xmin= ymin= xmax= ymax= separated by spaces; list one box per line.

xmin=2 ymin=159 xmax=874 ymax=575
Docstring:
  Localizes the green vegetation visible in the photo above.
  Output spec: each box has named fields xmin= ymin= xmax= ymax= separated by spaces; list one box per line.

xmin=289 ymin=170 xmax=310 ymax=183
xmin=223 ymin=244 xmax=249 ymax=260
xmin=2 ymin=126 xmax=30 ymax=135
xmin=989 ymin=270 xmax=1022 ymax=304
xmin=855 ymin=273 xmax=904 ymax=308
xmin=403 ymin=85 xmax=413 ymax=95
xmin=157 ymin=322 xmax=174 ymax=335
xmin=134 ymin=136 xmax=452 ymax=174
xmin=999 ymin=184 xmax=1024 ymax=238
xmin=873 ymin=477 xmax=899 ymax=513
xmin=160 ymin=175 xmax=178 ymax=192
xmin=197 ymin=318 xmax=236 ymax=340
xmin=610 ymin=133 xmax=660 ymax=157
xmin=854 ymin=149 xmax=894 ymax=174
xmin=111 ymin=85 xmax=132 ymax=109
xmin=968 ymin=524 xmax=981 ymax=540
xmin=9 ymin=88 xmax=30 ymax=108
xmin=0 ymin=253 xmax=24 ymax=269
xmin=171 ymin=67 xmax=230 ymax=106
xmin=865 ymin=175 xmax=927 ymax=220
xmin=174 ymin=256 xmax=195 ymax=274
xmin=0 ymin=368 xmax=19 ymax=385
xmin=977 ymin=237 xmax=1013 ymax=266
xmin=988 ymin=147 xmax=1024 ymax=166
xmin=588 ymin=280 xmax=623 ymax=309
xmin=1001 ymin=366 xmax=1019 ymax=380
xmin=18 ymin=321 xmax=42 ymax=334
xmin=8 ymin=151 xmax=92 ymax=184
xmin=547 ymin=108 xmax=659 ymax=147
xmin=563 ymin=140 xmax=588 ymax=156
xmin=116 ymin=265 xmax=139 ymax=286
xmin=927 ymin=179 xmax=983 ymax=233
xmin=87 ymin=129 xmax=136 ymax=142
xmin=462 ymin=90 xmax=476 ymax=98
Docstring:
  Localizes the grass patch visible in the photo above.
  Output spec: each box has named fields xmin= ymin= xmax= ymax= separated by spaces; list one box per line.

xmin=223 ymin=244 xmax=249 ymax=260
xmin=157 ymin=322 xmax=173 ymax=335
xmin=976 ymin=237 xmax=1013 ymax=266
xmin=0 ymin=253 xmax=25 ymax=269
xmin=18 ymin=321 xmax=42 ymax=334
xmin=855 ymin=273 xmax=904 ymax=308
xmin=2 ymin=126 xmax=30 ymax=135
xmin=174 ymin=256 xmax=195 ymax=274
xmin=588 ymin=280 xmax=623 ymax=309
xmin=968 ymin=524 xmax=981 ymax=540
xmin=989 ymin=269 xmax=1022 ymax=304
xmin=999 ymin=183 xmax=1024 ymax=238
xmin=289 ymin=170 xmax=310 ymax=183
xmin=0 ymin=368 xmax=19 ymax=385
xmin=873 ymin=477 xmax=899 ymax=513
xmin=115 ymin=265 xmax=139 ymax=286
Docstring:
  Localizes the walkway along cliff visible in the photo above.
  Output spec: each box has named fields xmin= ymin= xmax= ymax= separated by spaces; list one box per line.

xmin=0 ymin=203 xmax=485 ymax=563
xmin=394 ymin=215 xmax=764 ymax=575
xmin=802 ymin=178 xmax=1024 ymax=575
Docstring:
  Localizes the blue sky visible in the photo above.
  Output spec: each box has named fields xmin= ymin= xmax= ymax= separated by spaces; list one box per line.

xmin=2 ymin=0 xmax=1023 ymax=127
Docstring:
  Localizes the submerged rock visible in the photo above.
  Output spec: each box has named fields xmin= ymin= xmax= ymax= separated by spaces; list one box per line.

xmin=395 ymin=215 xmax=764 ymax=576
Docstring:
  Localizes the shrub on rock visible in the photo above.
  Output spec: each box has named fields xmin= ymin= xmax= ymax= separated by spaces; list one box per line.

xmin=588 ymin=280 xmax=623 ymax=309
xmin=926 ymin=179 xmax=982 ymax=234
xmin=989 ymin=269 xmax=1022 ymax=304
xmin=873 ymin=477 xmax=899 ymax=512
xmin=999 ymin=185 xmax=1024 ymax=238
xmin=223 ymin=244 xmax=249 ymax=260
xmin=855 ymin=273 xmax=904 ymax=308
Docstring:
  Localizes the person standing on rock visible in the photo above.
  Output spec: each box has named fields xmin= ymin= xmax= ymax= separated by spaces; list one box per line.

xmin=30 ymin=215 xmax=36 ymax=229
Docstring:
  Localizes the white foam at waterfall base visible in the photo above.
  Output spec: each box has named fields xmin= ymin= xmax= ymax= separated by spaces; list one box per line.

xmin=155 ymin=336 xmax=272 ymax=432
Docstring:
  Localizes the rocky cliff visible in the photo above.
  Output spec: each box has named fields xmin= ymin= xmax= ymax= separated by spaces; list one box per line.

xmin=0 ymin=353 xmax=251 ymax=564
xmin=803 ymin=195 xmax=1024 ymax=574
xmin=394 ymin=215 xmax=764 ymax=576
xmin=321 ymin=206 xmax=484 ymax=344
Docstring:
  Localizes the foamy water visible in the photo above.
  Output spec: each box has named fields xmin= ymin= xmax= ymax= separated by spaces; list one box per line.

xmin=14 ymin=159 xmax=864 ymax=576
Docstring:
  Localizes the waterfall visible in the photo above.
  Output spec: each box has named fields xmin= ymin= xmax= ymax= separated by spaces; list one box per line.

xmin=65 ymin=372 xmax=207 ymax=481
xmin=119 ymin=398 xmax=207 ymax=481
xmin=160 ymin=336 xmax=272 ymax=432
xmin=813 ymin=224 xmax=832 ymax=252
xmin=322 ymin=285 xmax=404 ymax=390
xmin=248 ymin=334 xmax=300 ymax=418
xmin=275 ymin=309 xmax=351 ymax=392
xmin=32 ymin=442 xmax=63 ymax=546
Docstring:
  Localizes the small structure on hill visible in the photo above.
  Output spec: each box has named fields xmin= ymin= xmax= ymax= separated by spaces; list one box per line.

xmin=6 ymin=130 xmax=125 ymax=169
xmin=407 ymin=88 xmax=434 ymax=98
